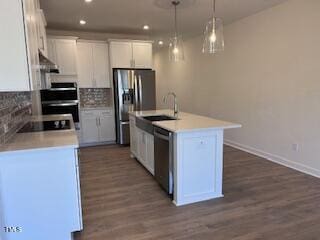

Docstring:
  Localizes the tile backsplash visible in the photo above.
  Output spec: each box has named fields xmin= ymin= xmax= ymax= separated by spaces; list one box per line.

xmin=80 ymin=88 xmax=112 ymax=108
xmin=0 ymin=92 xmax=32 ymax=145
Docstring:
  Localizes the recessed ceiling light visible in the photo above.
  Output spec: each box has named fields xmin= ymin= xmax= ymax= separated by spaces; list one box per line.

xmin=143 ymin=25 xmax=150 ymax=30
xmin=80 ymin=20 xmax=86 ymax=25
xmin=158 ymin=40 xmax=164 ymax=45
xmin=85 ymin=0 xmax=92 ymax=2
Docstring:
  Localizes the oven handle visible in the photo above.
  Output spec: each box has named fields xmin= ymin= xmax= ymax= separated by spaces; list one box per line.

xmin=43 ymin=103 xmax=78 ymax=107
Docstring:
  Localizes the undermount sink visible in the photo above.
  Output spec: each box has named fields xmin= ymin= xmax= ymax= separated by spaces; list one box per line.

xmin=142 ymin=115 xmax=177 ymax=122
xmin=136 ymin=115 xmax=178 ymax=135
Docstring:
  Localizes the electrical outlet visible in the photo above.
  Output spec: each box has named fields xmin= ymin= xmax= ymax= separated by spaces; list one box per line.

xmin=3 ymin=123 xmax=9 ymax=134
xmin=292 ymin=143 xmax=299 ymax=152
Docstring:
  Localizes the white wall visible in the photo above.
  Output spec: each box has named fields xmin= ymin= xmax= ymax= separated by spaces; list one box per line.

xmin=154 ymin=0 xmax=320 ymax=176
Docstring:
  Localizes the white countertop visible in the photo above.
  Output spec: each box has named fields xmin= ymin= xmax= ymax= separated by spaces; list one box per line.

xmin=130 ymin=109 xmax=241 ymax=133
xmin=0 ymin=114 xmax=79 ymax=155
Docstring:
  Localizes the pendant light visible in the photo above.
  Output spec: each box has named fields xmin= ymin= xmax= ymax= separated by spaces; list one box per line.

xmin=169 ymin=1 xmax=184 ymax=61
xmin=202 ymin=0 xmax=224 ymax=54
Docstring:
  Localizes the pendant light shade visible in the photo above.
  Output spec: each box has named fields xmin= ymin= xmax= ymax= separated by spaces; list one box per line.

xmin=169 ymin=1 xmax=184 ymax=61
xmin=203 ymin=0 xmax=224 ymax=54
xmin=169 ymin=36 xmax=184 ymax=61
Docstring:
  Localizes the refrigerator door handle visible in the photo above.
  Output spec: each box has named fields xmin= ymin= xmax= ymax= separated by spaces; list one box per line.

xmin=134 ymin=74 xmax=138 ymax=110
xmin=138 ymin=75 xmax=143 ymax=110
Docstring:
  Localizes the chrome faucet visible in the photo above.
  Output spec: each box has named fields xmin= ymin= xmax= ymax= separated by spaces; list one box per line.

xmin=163 ymin=92 xmax=178 ymax=115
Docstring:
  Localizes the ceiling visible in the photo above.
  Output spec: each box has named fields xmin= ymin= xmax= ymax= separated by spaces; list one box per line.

xmin=40 ymin=0 xmax=289 ymax=39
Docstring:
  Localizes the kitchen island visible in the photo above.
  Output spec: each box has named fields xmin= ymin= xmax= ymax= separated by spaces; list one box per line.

xmin=129 ymin=110 xmax=241 ymax=206
xmin=0 ymin=114 xmax=82 ymax=240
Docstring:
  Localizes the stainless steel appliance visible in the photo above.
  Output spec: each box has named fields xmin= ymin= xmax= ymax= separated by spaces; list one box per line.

xmin=154 ymin=127 xmax=174 ymax=195
xmin=114 ymin=69 xmax=156 ymax=144
xmin=41 ymin=83 xmax=80 ymax=126
xmin=39 ymin=50 xmax=59 ymax=74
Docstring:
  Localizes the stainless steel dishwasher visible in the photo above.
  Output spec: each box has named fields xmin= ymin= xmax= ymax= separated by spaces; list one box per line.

xmin=154 ymin=126 xmax=174 ymax=195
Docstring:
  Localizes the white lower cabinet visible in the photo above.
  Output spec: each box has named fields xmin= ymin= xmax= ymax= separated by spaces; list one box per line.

xmin=99 ymin=110 xmax=116 ymax=142
xmin=129 ymin=116 xmax=154 ymax=175
xmin=137 ymin=128 xmax=147 ymax=166
xmin=129 ymin=116 xmax=138 ymax=157
xmin=81 ymin=111 xmax=100 ymax=143
xmin=81 ymin=109 xmax=115 ymax=144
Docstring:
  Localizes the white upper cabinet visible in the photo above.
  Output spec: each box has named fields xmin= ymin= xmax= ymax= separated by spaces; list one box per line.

xmin=76 ymin=42 xmax=93 ymax=88
xmin=92 ymin=43 xmax=110 ymax=88
xmin=47 ymin=38 xmax=57 ymax=63
xmin=76 ymin=41 xmax=110 ymax=88
xmin=109 ymin=41 xmax=133 ymax=68
xmin=36 ymin=9 xmax=48 ymax=57
xmin=0 ymin=0 xmax=41 ymax=91
xmin=132 ymin=42 xmax=153 ymax=69
xmin=109 ymin=40 xmax=153 ymax=69
xmin=24 ymin=0 xmax=41 ymax=90
xmin=47 ymin=37 xmax=78 ymax=76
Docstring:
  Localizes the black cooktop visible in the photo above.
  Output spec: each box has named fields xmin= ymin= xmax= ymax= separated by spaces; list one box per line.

xmin=18 ymin=120 xmax=71 ymax=133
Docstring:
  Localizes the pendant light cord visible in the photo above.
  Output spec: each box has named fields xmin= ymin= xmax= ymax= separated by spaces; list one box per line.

xmin=212 ymin=0 xmax=216 ymax=18
xmin=172 ymin=1 xmax=179 ymax=38
xmin=175 ymin=4 xmax=177 ymax=37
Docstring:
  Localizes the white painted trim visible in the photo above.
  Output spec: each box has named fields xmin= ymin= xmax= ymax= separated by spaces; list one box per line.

xmin=47 ymin=35 xmax=79 ymax=40
xmin=77 ymin=39 xmax=108 ymax=44
xmin=224 ymin=139 xmax=320 ymax=178
xmin=173 ymin=193 xmax=224 ymax=207
xmin=108 ymin=38 xmax=153 ymax=44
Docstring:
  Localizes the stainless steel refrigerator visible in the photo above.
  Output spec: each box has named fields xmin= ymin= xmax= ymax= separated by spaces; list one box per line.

xmin=114 ymin=69 xmax=156 ymax=145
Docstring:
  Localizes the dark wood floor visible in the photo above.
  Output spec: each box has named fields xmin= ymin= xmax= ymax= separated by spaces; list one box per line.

xmin=74 ymin=145 xmax=320 ymax=240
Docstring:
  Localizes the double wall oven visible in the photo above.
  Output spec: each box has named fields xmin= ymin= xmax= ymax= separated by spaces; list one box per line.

xmin=41 ymin=82 xmax=80 ymax=128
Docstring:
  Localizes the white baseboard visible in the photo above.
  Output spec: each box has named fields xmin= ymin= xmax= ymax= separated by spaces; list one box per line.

xmin=80 ymin=141 xmax=116 ymax=148
xmin=224 ymin=139 xmax=320 ymax=178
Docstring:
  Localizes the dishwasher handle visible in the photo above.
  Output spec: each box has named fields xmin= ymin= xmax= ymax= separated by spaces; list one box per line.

xmin=154 ymin=132 xmax=170 ymax=141
xmin=154 ymin=128 xmax=172 ymax=141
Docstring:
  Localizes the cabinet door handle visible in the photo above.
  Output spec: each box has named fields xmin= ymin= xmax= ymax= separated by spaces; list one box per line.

xmin=131 ymin=59 xmax=135 ymax=68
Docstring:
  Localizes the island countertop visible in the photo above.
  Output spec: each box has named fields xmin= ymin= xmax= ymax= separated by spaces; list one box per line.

xmin=0 ymin=114 xmax=79 ymax=155
xmin=129 ymin=109 xmax=241 ymax=133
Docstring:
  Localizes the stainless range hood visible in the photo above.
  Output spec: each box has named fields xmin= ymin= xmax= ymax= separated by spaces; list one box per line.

xmin=39 ymin=50 xmax=59 ymax=73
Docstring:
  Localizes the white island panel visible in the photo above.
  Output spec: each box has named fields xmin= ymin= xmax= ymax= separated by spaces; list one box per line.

xmin=0 ymin=143 xmax=82 ymax=240
xmin=174 ymin=129 xmax=224 ymax=206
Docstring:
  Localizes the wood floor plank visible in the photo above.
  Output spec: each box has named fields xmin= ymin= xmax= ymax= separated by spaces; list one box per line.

xmin=74 ymin=145 xmax=320 ymax=240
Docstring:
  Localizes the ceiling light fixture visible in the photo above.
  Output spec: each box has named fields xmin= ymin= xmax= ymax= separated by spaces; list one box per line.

xmin=84 ymin=0 xmax=92 ymax=3
xmin=202 ymin=0 xmax=224 ymax=54
xmin=158 ymin=40 xmax=164 ymax=45
xmin=79 ymin=20 xmax=86 ymax=25
xmin=169 ymin=1 xmax=184 ymax=62
xmin=143 ymin=25 xmax=150 ymax=30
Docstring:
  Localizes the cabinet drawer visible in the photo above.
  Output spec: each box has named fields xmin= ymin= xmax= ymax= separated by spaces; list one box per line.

xmin=101 ymin=110 xmax=113 ymax=115
xmin=81 ymin=109 xmax=101 ymax=116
